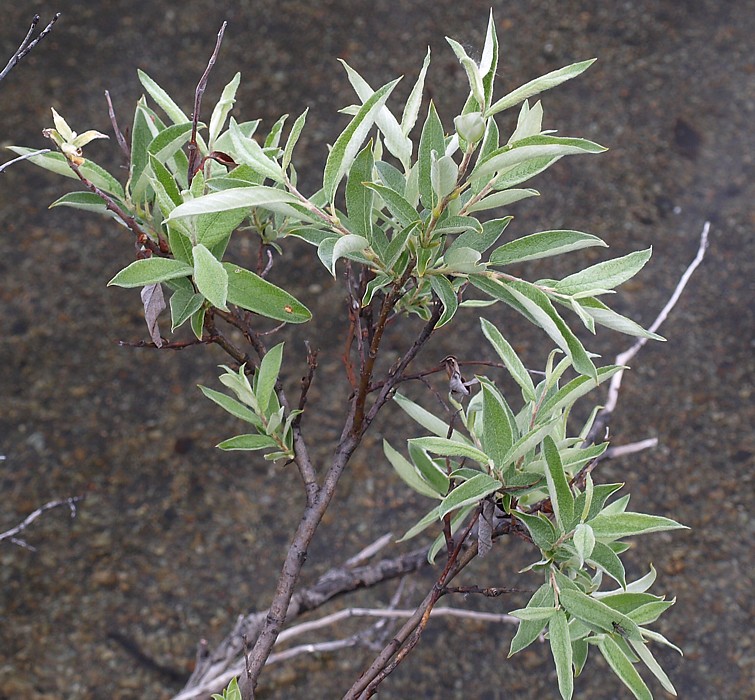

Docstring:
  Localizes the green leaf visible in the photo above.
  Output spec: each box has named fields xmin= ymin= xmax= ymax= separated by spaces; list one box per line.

xmin=480 ymin=317 xmax=535 ymax=401
xmin=339 ymin=60 xmax=412 ymax=169
xmin=509 ymin=606 xmax=558 ymax=622
xmin=192 ymin=243 xmax=228 ymax=310
xmin=199 ymin=386 xmax=261 ymax=427
xmin=427 ymin=504 xmax=475 ymax=564
xmin=401 ymin=48 xmax=431 ymax=136
xmin=393 ymin=392 xmax=469 ymax=442
xmin=473 ymin=135 xmax=606 ymax=180
xmin=574 ymin=297 xmax=664 ymax=340
xmin=589 ymin=512 xmax=688 ymax=540
xmin=479 ymin=380 xmax=516 ymax=468
xmin=209 ymin=72 xmax=241 ymax=146
xmin=217 ymin=434 xmax=278 ymax=451
xmin=417 ymin=102 xmax=446 ymax=210
xmin=323 ymin=78 xmax=400 ymax=203
xmin=509 ymin=584 xmax=555 ymax=655
xmin=442 ymin=246 xmax=483 ymax=273
xmin=438 ymin=473 xmax=502 ymax=519
xmin=147 ymin=122 xmax=194 ymax=163
xmin=428 ymin=274 xmax=458 ymax=328
xmin=448 ymin=216 xmax=513 ymax=255
xmin=282 ymin=108 xmax=308 ymax=172
xmin=596 ymin=636 xmax=653 ymax=700
xmin=170 ymin=289 xmax=204 ymax=330
xmin=223 ymin=263 xmax=311 ymax=323
xmin=543 ymin=435 xmax=574 ymax=530
xmin=397 ymin=503 xmax=443 ymax=542
xmin=409 ymin=436 xmax=490 ymax=465
xmin=628 ymin=638 xmax=677 ymax=696
xmin=364 ymin=182 xmax=419 ymax=228
xmin=129 ymin=102 xmax=157 ymax=201
xmin=489 ymin=155 xmax=562 ymax=190
xmin=8 ymin=147 xmax=125 ymax=199
xmin=480 ymin=10 xmax=499 ymax=108
xmin=324 ymin=234 xmax=370 ymax=277
xmin=108 ymin=258 xmax=193 ymax=288
xmin=555 ymin=248 xmax=653 ymax=296
xmin=500 ymin=418 xmax=559 ymax=475
xmin=138 ymin=69 xmax=190 ymax=124
xmin=149 ymin=154 xmax=182 ymax=206
xmin=466 ymin=188 xmax=539 ymax=214
xmin=486 ymin=59 xmax=596 ymax=117
xmin=549 ymin=610 xmax=574 ymax=700
xmin=193 ymin=207 xmax=248 ymax=248
xmin=167 ymin=186 xmax=306 ymax=221
xmin=515 ymin=511 xmax=557 ymax=551
xmin=49 ymin=191 xmax=109 ymax=215
xmin=587 ymin=541 xmax=626 ymax=589
xmin=538 ymin=366 xmax=623 ymax=419
xmin=471 ymin=276 xmax=596 ymax=379
xmin=489 ymin=230 xmax=608 ymax=266
xmin=384 ymin=440 xmax=443 ymax=499
xmin=446 ymin=38 xmax=485 ymax=106
xmin=190 ymin=306 xmax=205 ymax=340
xmin=559 ymin=589 xmax=642 ymax=641
xmin=572 ymin=523 xmax=596 ymax=567
xmin=228 ymin=117 xmax=285 ymax=183
xmin=407 ymin=442 xmax=450 ymax=496
xmin=256 ymin=342 xmax=284 ymax=415
xmin=345 ymin=144 xmax=375 ymax=240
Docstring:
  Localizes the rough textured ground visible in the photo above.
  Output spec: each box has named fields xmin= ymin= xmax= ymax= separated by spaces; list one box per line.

xmin=1 ymin=1 xmax=752 ymax=699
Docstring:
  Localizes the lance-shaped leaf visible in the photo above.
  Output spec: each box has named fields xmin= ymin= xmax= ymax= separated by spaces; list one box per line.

xmin=574 ymin=297 xmax=664 ymax=340
xmin=500 ymin=279 xmax=596 ymax=379
xmin=559 ymin=589 xmax=643 ymax=641
xmin=365 ymin=183 xmax=419 ymax=229
xmin=199 ymin=386 xmax=262 ymax=427
xmin=49 ymin=191 xmax=109 ymax=215
xmin=147 ymin=122 xmax=194 ymax=163
xmin=572 ymin=522 xmax=596 ymax=567
xmin=588 ymin=541 xmax=626 ymax=589
xmin=8 ymin=147 xmax=125 ymax=199
xmin=446 ymin=38 xmax=485 ymax=106
xmin=282 ymin=108 xmax=308 ymax=172
xmin=466 ymin=187 xmax=539 ymax=214
xmin=589 ymin=512 xmax=688 ymax=540
xmin=401 ymin=48 xmax=431 ymax=137
xmin=438 ymin=473 xmax=502 ymax=519
xmin=428 ymin=274 xmax=458 ymax=327
xmin=515 ymin=511 xmax=557 ymax=551
xmin=486 ymin=59 xmax=597 ymax=117
xmin=554 ymin=248 xmax=653 ymax=296
xmin=417 ymin=102 xmax=446 ymax=210
xmin=320 ymin=234 xmax=369 ymax=277
xmin=509 ymin=583 xmax=555 ymax=656
xmin=339 ymin=60 xmax=411 ymax=169
xmin=596 ymin=636 xmax=653 ymax=700
xmin=549 ymin=610 xmax=574 ymax=700
xmin=209 ymin=72 xmax=241 ymax=146
xmin=479 ymin=379 xmax=516 ymax=469
xmin=323 ymin=78 xmax=400 ymax=203
xmin=108 ymin=258 xmax=193 ymax=288
xmin=384 ymin=440 xmax=443 ymax=499
xmin=538 ymin=365 xmax=623 ymax=419
xmin=480 ymin=317 xmax=535 ymax=401
xmin=500 ymin=417 xmax=559 ymax=475
xmin=480 ymin=10 xmax=499 ymax=108
xmin=193 ymin=243 xmax=228 ymax=310
xmin=167 ymin=186 xmax=308 ymax=222
xmin=473 ymin=135 xmax=606 ymax=180
xmin=393 ymin=392 xmax=470 ymax=443
xmin=490 ymin=230 xmax=608 ymax=266
xmin=169 ymin=288 xmax=204 ymax=331
xmin=628 ymin=638 xmax=678 ymax=696
xmin=345 ymin=144 xmax=374 ymax=240
xmin=228 ymin=117 xmax=285 ymax=183
xmin=138 ymin=69 xmax=189 ymax=124
xmin=543 ymin=435 xmax=574 ymax=530
xmin=409 ymin=436 xmax=490 ymax=465
xmin=217 ymin=434 xmax=278 ymax=451
xmin=224 ymin=263 xmax=311 ymax=323
xmin=255 ymin=342 xmax=284 ymax=416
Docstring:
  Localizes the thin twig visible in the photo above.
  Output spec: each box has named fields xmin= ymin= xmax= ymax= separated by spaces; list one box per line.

xmin=0 ymin=13 xmax=61 ymax=83
xmin=0 ymin=495 xmax=83 ymax=550
xmin=0 ymin=148 xmax=50 ymax=174
xmin=104 ymin=90 xmax=130 ymax=160
xmin=587 ymin=222 xmax=710 ymax=444
xmin=187 ymin=22 xmax=227 ymax=182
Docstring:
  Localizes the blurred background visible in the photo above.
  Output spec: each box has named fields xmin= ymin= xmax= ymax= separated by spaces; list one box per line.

xmin=0 ymin=1 xmax=752 ymax=698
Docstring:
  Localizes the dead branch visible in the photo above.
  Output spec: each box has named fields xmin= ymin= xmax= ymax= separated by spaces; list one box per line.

xmin=0 ymin=13 xmax=61 ymax=83
xmin=0 ymin=493 xmax=83 ymax=550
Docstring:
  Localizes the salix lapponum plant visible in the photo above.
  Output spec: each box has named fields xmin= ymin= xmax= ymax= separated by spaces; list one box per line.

xmin=11 ymin=12 xmax=686 ymax=699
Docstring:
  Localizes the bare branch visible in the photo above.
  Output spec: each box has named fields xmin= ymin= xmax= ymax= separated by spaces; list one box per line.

xmin=0 ymin=494 xmax=83 ymax=550
xmin=0 ymin=148 xmax=50 ymax=174
xmin=0 ymin=13 xmax=61 ymax=83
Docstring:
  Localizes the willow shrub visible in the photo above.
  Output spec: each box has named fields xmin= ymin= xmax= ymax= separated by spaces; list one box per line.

xmin=11 ymin=12 xmax=685 ymax=699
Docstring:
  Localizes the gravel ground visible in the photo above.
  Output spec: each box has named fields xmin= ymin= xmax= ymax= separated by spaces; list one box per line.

xmin=1 ymin=1 xmax=752 ymax=699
